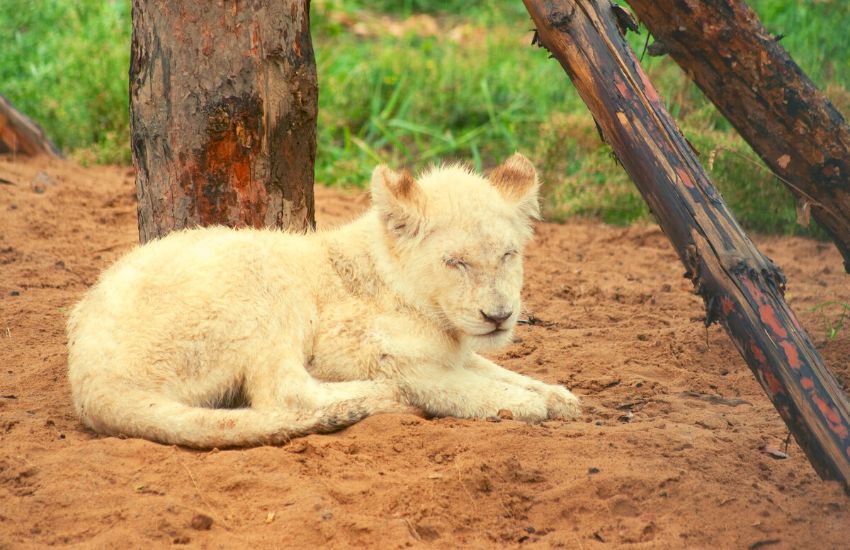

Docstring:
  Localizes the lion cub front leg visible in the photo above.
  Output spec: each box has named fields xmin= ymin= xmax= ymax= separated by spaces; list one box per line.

xmin=466 ymin=354 xmax=581 ymax=420
xmin=399 ymin=365 xmax=548 ymax=422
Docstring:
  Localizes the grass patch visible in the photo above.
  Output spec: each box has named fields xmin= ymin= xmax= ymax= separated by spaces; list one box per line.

xmin=0 ymin=0 xmax=131 ymax=164
xmin=811 ymin=301 xmax=850 ymax=340
xmin=1 ymin=0 xmax=848 ymax=235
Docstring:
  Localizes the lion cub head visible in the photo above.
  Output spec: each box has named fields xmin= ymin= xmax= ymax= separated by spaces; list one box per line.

xmin=371 ymin=153 xmax=540 ymax=350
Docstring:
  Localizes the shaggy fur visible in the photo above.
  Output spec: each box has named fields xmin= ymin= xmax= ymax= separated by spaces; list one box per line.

xmin=66 ymin=154 xmax=580 ymax=448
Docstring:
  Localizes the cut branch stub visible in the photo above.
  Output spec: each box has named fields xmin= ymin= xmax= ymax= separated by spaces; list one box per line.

xmin=523 ymin=0 xmax=850 ymax=491
xmin=0 ymin=95 xmax=62 ymax=158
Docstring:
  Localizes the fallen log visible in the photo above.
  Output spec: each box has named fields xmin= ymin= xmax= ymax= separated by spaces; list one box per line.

xmin=0 ymin=95 xmax=62 ymax=158
xmin=523 ymin=0 xmax=850 ymax=491
xmin=627 ymin=0 xmax=850 ymax=273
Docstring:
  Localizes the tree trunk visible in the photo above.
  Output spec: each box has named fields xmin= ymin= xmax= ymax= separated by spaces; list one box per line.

xmin=627 ymin=0 xmax=850 ymax=273
xmin=524 ymin=0 xmax=850 ymax=491
xmin=130 ymin=0 xmax=317 ymax=244
xmin=0 ymin=95 xmax=62 ymax=158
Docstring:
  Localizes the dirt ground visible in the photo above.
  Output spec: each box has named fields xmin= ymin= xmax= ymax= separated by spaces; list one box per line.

xmin=1 ymin=156 xmax=848 ymax=548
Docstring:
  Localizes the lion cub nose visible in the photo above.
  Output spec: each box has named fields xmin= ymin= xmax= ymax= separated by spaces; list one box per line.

xmin=480 ymin=309 xmax=513 ymax=325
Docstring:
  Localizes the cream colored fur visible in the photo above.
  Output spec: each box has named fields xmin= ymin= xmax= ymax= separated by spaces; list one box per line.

xmin=67 ymin=154 xmax=580 ymax=448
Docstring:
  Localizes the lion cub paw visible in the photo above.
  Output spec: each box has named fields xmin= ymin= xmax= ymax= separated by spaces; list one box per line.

xmin=496 ymin=386 xmax=549 ymax=422
xmin=539 ymin=384 xmax=581 ymax=420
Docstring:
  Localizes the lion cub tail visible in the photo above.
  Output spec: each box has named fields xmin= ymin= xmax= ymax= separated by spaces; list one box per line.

xmin=75 ymin=392 xmax=375 ymax=449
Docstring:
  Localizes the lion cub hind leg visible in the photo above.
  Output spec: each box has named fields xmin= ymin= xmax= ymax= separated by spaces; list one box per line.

xmin=312 ymin=379 xmax=421 ymax=416
xmin=78 ymin=388 xmax=375 ymax=448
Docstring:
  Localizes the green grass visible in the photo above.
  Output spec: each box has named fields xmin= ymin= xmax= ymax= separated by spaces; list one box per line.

xmin=2 ymin=0 xmax=849 ymax=235
xmin=0 ymin=0 xmax=131 ymax=164
xmin=811 ymin=301 xmax=850 ymax=340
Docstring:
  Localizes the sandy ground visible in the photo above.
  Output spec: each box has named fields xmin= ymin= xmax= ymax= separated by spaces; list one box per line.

xmin=1 ymin=156 xmax=848 ymax=548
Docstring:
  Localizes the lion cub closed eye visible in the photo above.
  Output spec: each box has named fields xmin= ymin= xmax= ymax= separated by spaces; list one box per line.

xmin=66 ymin=153 xmax=581 ymax=448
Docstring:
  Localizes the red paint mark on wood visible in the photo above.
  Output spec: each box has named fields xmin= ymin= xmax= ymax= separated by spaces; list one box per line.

xmin=759 ymin=302 xmax=788 ymax=339
xmin=749 ymin=339 xmax=766 ymax=365
xmin=615 ymin=79 xmax=630 ymax=99
xmin=749 ymin=338 xmax=783 ymax=395
xmin=762 ymin=365 xmax=783 ymax=396
xmin=741 ymin=278 xmax=762 ymax=300
xmin=812 ymin=393 xmax=849 ymax=439
xmin=675 ymin=166 xmax=695 ymax=188
xmin=801 ymin=377 xmax=815 ymax=390
xmin=720 ymin=296 xmax=735 ymax=315
xmin=741 ymin=279 xmax=788 ymax=339
xmin=780 ymin=340 xmax=802 ymax=370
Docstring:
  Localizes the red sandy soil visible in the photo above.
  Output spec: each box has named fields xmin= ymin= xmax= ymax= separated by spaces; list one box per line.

xmin=1 ymin=156 xmax=848 ymax=548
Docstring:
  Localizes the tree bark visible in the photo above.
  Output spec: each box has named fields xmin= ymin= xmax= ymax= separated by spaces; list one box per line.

xmin=0 ymin=95 xmax=62 ymax=158
xmin=130 ymin=0 xmax=317 ymax=244
xmin=627 ymin=0 xmax=850 ymax=273
xmin=524 ymin=0 xmax=850 ymax=491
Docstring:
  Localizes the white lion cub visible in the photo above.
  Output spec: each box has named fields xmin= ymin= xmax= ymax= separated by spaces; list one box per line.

xmin=67 ymin=153 xmax=580 ymax=448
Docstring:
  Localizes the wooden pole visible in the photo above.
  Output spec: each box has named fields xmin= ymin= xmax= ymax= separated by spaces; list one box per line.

xmin=523 ymin=0 xmax=850 ymax=490
xmin=627 ymin=0 xmax=850 ymax=273
xmin=130 ymin=0 xmax=317 ymax=244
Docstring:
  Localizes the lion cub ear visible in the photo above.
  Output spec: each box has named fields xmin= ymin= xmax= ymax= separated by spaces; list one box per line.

xmin=489 ymin=153 xmax=541 ymax=221
xmin=370 ymin=165 xmax=426 ymax=238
